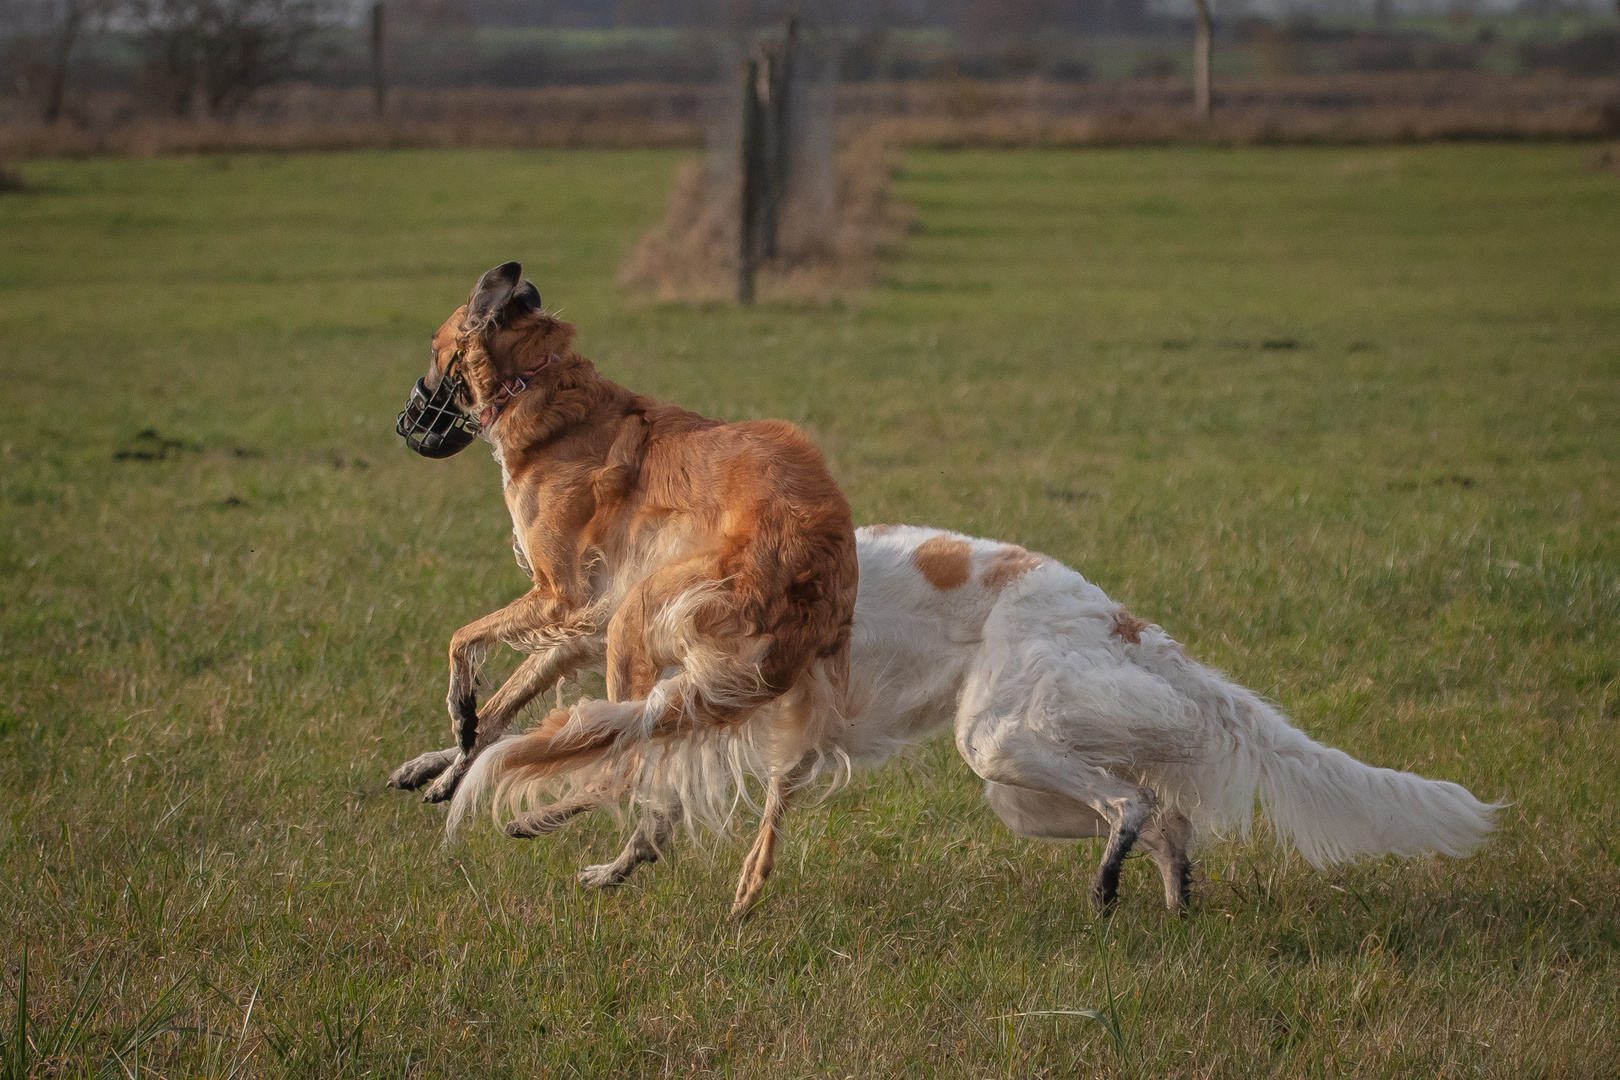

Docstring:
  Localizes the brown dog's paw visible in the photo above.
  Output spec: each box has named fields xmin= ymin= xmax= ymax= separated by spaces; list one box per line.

xmin=388 ymin=748 xmax=458 ymax=790
xmin=729 ymin=892 xmax=765 ymax=921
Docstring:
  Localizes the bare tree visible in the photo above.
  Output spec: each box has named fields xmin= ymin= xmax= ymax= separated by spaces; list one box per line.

xmin=125 ymin=0 xmax=328 ymax=119
xmin=40 ymin=0 xmax=82 ymax=121
xmin=0 ymin=0 xmax=110 ymax=122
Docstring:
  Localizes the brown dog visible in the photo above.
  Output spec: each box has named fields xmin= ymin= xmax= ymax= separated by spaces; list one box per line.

xmin=388 ymin=262 xmax=857 ymax=912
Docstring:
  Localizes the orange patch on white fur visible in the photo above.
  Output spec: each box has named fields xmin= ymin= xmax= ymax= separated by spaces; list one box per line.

xmin=981 ymin=545 xmax=1043 ymax=591
xmin=866 ymin=523 xmax=898 ymax=535
xmin=914 ymin=536 xmax=973 ymax=591
xmin=1110 ymin=609 xmax=1150 ymax=645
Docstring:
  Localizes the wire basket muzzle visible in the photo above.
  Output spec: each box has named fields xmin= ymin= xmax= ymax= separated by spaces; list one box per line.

xmin=397 ymin=375 xmax=481 ymax=458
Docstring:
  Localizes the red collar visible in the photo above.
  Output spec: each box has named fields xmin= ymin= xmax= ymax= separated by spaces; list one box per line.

xmin=476 ymin=354 xmax=557 ymax=428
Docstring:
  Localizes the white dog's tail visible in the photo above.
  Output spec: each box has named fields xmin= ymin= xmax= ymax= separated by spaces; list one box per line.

xmin=1140 ymin=632 xmax=1503 ymax=867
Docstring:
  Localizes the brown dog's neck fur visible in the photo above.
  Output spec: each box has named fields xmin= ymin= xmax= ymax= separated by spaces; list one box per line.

xmin=457 ymin=310 xmax=705 ymax=475
xmin=458 ymin=309 xmax=578 ymax=403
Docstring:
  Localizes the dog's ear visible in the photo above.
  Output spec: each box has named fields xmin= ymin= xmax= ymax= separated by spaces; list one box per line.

xmin=468 ymin=261 xmax=541 ymax=328
xmin=510 ymin=280 xmax=542 ymax=314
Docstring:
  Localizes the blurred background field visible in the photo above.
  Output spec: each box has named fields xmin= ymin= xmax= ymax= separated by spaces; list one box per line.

xmin=1 ymin=141 xmax=1618 ymax=1077
xmin=3 ymin=0 xmax=1620 ymax=158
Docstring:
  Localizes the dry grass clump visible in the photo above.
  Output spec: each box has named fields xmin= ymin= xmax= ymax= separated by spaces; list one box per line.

xmin=617 ymin=134 xmax=913 ymax=306
xmin=615 ymin=159 xmax=733 ymax=303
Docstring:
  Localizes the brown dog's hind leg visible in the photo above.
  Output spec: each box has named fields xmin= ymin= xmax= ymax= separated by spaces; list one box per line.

xmin=730 ymin=758 xmax=813 ymax=918
xmin=566 ymin=641 xmax=680 ymax=882
xmin=505 ymin=635 xmax=666 ymax=850
xmin=1137 ymin=811 xmax=1193 ymax=915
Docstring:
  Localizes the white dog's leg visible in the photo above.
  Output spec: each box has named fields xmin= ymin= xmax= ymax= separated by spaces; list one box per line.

xmin=978 ymin=780 xmax=1172 ymax=919
xmin=1137 ymin=811 xmax=1193 ymax=915
xmin=961 ymin=733 xmax=1157 ymax=912
xmin=1055 ymin=773 xmax=1156 ymax=913
xmin=984 ymin=781 xmax=1108 ymax=841
xmin=578 ymin=807 xmax=681 ymax=888
xmin=387 ymin=747 xmax=459 ymax=791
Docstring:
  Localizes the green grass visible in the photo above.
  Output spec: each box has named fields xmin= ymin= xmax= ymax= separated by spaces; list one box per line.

xmin=1 ymin=143 xmax=1618 ymax=1078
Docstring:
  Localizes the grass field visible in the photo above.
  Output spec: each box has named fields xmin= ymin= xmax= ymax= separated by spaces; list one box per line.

xmin=1 ymin=143 xmax=1618 ymax=1078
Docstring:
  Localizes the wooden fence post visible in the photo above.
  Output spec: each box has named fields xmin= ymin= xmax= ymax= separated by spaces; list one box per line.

xmin=371 ymin=1 xmax=388 ymax=119
xmin=737 ymin=55 xmax=766 ymax=305
xmin=1192 ymin=0 xmax=1212 ymax=122
xmin=760 ymin=17 xmax=797 ymax=259
xmin=737 ymin=18 xmax=800 ymax=302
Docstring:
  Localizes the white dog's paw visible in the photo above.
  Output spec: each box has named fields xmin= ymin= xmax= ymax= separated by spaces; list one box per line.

xmin=577 ymin=862 xmax=627 ymax=888
xmin=387 ymin=748 xmax=457 ymax=791
xmin=421 ymin=762 xmax=465 ymax=804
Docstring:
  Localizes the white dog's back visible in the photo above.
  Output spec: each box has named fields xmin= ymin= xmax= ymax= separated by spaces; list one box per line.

xmin=846 ymin=525 xmax=1500 ymax=868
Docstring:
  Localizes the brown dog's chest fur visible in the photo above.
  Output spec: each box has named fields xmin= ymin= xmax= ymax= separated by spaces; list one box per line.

xmin=498 ymin=374 xmax=852 ymax=677
xmin=434 ymin=300 xmax=856 ymax=705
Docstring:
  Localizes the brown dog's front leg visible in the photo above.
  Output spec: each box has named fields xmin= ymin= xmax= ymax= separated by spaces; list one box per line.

xmin=422 ymin=633 xmax=597 ymax=804
xmin=453 ymin=686 xmax=480 ymax=752
xmin=391 ymin=638 xmax=585 ymax=795
xmin=420 ymin=656 xmax=496 ymax=804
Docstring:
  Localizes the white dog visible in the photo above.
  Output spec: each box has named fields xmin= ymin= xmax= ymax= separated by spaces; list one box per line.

xmin=404 ymin=525 xmax=1501 ymax=914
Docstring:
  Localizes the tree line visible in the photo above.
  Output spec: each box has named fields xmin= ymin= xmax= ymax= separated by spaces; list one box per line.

xmin=2 ymin=0 xmax=331 ymax=121
xmin=6 ymin=0 xmax=1617 ymax=127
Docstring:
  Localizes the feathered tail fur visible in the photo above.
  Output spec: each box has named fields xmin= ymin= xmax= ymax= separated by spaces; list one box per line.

xmin=447 ymin=654 xmax=851 ymax=840
xmin=1133 ymin=626 xmax=1502 ymax=866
